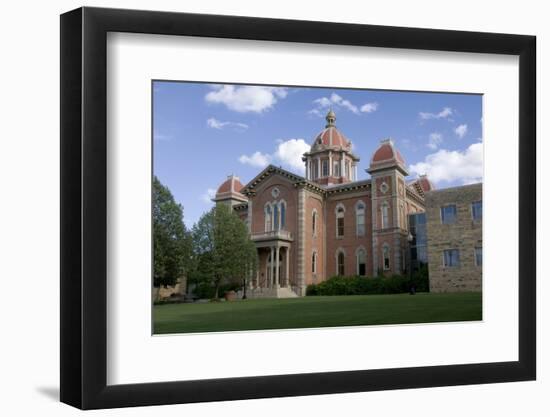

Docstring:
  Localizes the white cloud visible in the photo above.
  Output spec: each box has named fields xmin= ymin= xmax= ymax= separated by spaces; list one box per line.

xmin=310 ymin=93 xmax=378 ymax=116
xmin=360 ymin=102 xmax=379 ymax=113
xmin=206 ymin=117 xmax=249 ymax=131
xmin=454 ymin=124 xmax=468 ymax=138
xmin=419 ymin=107 xmax=453 ymax=120
xmin=238 ymin=138 xmax=310 ymax=174
xmin=205 ymin=85 xmax=287 ymax=113
xmin=409 ymin=142 xmax=483 ymax=185
xmin=427 ymin=132 xmax=443 ymax=150
xmin=153 ymin=131 xmax=172 ymax=141
xmin=273 ymin=139 xmax=310 ymax=173
xmin=330 ymin=93 xmax=359 ymax=114
xmin=200 ymin=188 xmax=217 ymax=204
xmin=238 ymin=151 xmax=272 ymax=168
xmin=313 ymin=96 xmax=332 ymax=108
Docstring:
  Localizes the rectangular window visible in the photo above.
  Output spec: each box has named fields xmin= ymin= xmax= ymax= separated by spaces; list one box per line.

xmin=475 ymin=247 xmax=482 ymax=266
xmin=322 ymin=160 xmax=329 ymax=177
xmin=443 ymin=249 xmax=460 ymax=267
xmin=472 ymin=201 xmax=482 ymax=221
xmin=337 ymin=217 xmax=344 ymax=237
xmin=441 ymin=205 xmax=457 ymax=224
xmin=333 ymin=162 xmax=340 ymax=177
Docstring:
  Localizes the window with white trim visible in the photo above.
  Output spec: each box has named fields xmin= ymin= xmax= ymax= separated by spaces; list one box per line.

xmin=381 ymin=202 xmax=390 ymax=229
xmin=356 ymin=248 xmax=366 ymax=276
xmin=279 ymin=200 xmax=286 ymax=229
xmin=312 ymin=210 xmax=317 ymax=236
xmin=336 ymin=204 xmax=345 ymax=237
xmin=273 ymin=203 xmax=279 ymax=230
xmin=337 ymin=251 xmax=345 ymax=276
xmin=322 ymin=160 xmax=329 ymax=177
xmin=383 ymin=244 xmax=391 ymax=270
xmin=264 ymin=203 xmax=272 ymax=232
xmin=312 ymin=251 xmax=317 ymax=274
xmin=356 ymin=201 xmax=365 ymax=236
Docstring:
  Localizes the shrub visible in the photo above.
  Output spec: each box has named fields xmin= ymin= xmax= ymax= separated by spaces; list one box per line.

xmin=192 ymin=281 xmax=243 ymax=299
xmin=306 ymin=274 xmax=424 ymax=296
xmin=410 ymin=264 xmax=430 ymax=292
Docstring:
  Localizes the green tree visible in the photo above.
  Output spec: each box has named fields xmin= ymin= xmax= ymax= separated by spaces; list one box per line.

xmin=192 ymin=204 xmax=258 ymax=298
xmin=153 ymin=176 xmax=192 ymax=290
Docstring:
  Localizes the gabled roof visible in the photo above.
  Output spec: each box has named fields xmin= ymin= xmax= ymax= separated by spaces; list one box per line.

xmin=240 ymin=165 xmax=325 ymax=196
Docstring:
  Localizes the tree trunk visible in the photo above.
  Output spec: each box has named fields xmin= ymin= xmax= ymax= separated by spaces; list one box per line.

xmin=214 ymin=279 xmax=220 ymax=299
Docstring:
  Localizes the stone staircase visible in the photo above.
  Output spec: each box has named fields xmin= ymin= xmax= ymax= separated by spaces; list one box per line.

xmin=236 ymin=286 xmax=299 ymax=299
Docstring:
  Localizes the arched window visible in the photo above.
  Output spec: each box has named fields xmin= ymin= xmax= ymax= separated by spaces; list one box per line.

xmin=279 ymin=200 xmax=286 ymax=229
xmin=336 ymin=204 xmax=345 ymax=238
xmin=356 ymin=201 xmax=365 ymax=236
xmin=356 ymin=247 xmax=367 ymax=276
xmin=273 ymin=203 xmax=279 ymax=230
xmin=381 ymin=202 xmax=390 ymax=229
xmin=264 ymin=203 xmax=272 ymax=232
xmin=312 ymin=209 xmax=317 ymax=236
xmin=337 ymin=250 xmax=345 ymax=276
xmin=383 ymin=244 xmax=391 ymax=271
xmin=312 ymin=251 xmax=317 ymax=274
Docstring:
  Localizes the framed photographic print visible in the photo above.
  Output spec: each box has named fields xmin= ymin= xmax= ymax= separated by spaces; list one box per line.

xmin=60 ymin=6 xmax=536 ymax=410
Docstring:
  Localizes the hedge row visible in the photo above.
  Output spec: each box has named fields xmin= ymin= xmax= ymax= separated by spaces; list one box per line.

xmin=306 ymin=271 xmax=429 ymax=296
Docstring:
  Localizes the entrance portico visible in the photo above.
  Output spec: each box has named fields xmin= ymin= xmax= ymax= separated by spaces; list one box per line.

xmin=244 ymin=230 xmax=297 ymax=298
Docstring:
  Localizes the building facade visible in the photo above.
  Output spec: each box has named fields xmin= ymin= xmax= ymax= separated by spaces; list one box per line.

xmin=425 ymin=183 xmax=483 ymax=292
xmin=214 ymin=111 xmax=433 ymax=297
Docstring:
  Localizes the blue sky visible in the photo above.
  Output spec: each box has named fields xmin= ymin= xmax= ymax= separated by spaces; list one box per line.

xmin=153 ymin=81 xmax=482 ymax=228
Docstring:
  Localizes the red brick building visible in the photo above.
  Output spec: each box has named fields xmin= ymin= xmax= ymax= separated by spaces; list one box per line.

xmin=214 ymin=111 xmax=431 ymax=297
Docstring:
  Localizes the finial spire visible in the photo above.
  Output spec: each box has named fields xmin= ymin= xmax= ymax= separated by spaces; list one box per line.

xmin=325 ymin=109 xmax=336 ymax=127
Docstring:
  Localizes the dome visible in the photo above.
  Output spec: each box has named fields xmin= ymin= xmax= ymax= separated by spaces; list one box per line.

xmin=216 ymin=174 xmax=244 ymax=194
xmin=371 ymin=139 xmax=405 ymax=165
xmin=311 ymin=110 xmax=351 ymax=150
xmin=312 ymin=126 xmax=351 ymax=150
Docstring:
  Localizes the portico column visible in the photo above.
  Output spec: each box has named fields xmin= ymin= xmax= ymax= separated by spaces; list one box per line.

xmin=275 ymin=246 xmax=280 ymax=288
xmin=269 ymin=247 xmax=274 ymax=288
xmin=305 ymin=158 xmax=310 ymax=180
xmin=285 ymin=247 xmax=290 ymax=287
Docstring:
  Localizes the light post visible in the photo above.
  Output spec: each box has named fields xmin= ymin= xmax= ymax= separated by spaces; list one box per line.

xmin=407 ymin=232 xmax=415 ymax=294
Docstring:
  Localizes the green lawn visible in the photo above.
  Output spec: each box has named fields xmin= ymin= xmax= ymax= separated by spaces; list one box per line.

xmin=153 ymin=292 xmax=482 ymax=334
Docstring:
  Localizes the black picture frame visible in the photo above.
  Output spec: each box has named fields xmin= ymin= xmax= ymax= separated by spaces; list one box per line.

xmin=60 ymin=6 xmax=536 ymax=410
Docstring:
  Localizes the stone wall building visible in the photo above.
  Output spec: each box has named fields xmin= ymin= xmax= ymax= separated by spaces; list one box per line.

xmin=213 ymin=110 xmax=431 ymax=297
xmin=425 ymin=183 xmax=482 ymax=292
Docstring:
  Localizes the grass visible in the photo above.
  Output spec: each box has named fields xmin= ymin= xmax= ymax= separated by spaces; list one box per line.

xmin=153 ymin=292 xmax=482 ymax=334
